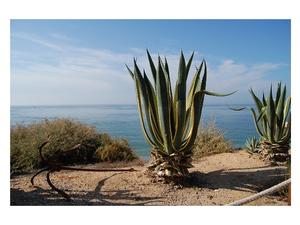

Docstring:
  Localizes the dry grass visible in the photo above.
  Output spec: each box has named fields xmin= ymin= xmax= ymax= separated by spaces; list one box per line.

xmin=193 ymin=115 xmax=233 ymax=160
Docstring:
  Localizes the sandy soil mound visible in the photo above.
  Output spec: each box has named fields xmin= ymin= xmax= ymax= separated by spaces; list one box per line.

xmin=10 ymin=150 xmax=289 ymax=206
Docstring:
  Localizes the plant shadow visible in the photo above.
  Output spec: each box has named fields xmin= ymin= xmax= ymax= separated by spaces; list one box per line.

xmin=188 ymin=165 xmax=288 ymax=193
xmin=11 ymin=174 xmax=163 ymax=206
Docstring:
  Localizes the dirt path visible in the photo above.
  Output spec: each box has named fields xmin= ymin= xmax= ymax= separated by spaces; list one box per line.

xmin=10 ymin=150 xmax=289 ymax=206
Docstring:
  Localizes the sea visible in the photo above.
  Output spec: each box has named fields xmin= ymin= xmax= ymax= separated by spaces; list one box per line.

xmin=10 ymin=104 xmax=258 ymax=160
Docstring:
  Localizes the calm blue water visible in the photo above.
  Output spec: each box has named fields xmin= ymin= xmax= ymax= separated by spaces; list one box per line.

xmin=10 ymin=104 xmax=258 ymax=160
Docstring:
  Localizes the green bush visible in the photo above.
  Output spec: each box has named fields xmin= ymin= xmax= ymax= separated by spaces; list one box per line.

xmin=94 ymin=135 xmax=138 ymax=162
xmin=10 ymin=117 xmax=137 ymax=172
xmin=193 ymin=115 xmax=233 ymax=159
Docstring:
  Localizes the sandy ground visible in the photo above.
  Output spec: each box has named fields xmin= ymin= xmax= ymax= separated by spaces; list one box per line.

xmin=10 ymin=150 xmax=290 ymax=206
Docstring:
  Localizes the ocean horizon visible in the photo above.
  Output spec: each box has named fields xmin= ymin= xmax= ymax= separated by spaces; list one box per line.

xmin=10 ymin=103 xmax=258 ymax=160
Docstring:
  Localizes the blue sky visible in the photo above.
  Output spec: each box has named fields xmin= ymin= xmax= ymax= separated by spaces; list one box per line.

xmin=10 ymin=19 xmax=291 ymax=106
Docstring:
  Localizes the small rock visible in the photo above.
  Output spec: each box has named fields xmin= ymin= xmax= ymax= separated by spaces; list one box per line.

xmin=157 ymin=171 xmax=164 ymax=176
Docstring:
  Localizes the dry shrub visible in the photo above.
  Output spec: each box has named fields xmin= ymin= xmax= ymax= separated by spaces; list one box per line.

xmin=192 ymin=115 xmax=233 ymax=159
xmin=94 ymin=135 xmax=138 ymax=162
xmin=10 ymin=117 xmax=137 ymax=173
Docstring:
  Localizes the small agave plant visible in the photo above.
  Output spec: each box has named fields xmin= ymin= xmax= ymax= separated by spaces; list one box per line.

xmin=126 ymin=50 xmax=235 ymax=176
xmin=244 ymin=136 xmax=260 ymax=154
xmin=228 ymin=82 xmax=291 ymax=164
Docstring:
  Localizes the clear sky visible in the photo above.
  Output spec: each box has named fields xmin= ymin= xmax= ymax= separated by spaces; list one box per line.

xmin=10 ymin=19 xmax=291 ymax=106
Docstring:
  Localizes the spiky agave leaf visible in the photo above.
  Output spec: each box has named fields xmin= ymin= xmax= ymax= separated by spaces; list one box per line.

xmin=244 ymin=136 xmax=260 ymax=154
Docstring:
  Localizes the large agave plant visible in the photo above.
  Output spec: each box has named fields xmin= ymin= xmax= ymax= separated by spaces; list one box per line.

xmin=126 ymin=50 xmax=235 ymax=176
xmin=228 ymin=82 xmax=291 ymax=163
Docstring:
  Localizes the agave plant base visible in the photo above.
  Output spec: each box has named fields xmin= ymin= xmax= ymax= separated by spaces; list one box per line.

xmin=147 ymin=148 xmax=193 ymax=177
xmin=145 ymin=169 xmax=192 ymax=186
xmin=258 ymin=142 xmax=290 ymax=165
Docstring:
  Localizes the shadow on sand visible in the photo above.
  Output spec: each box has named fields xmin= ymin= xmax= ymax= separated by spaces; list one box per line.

xmin=188 ymin=165 xmax=287 ymax=193
xmin=11 ymin=174 xmax=163 ymax=206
